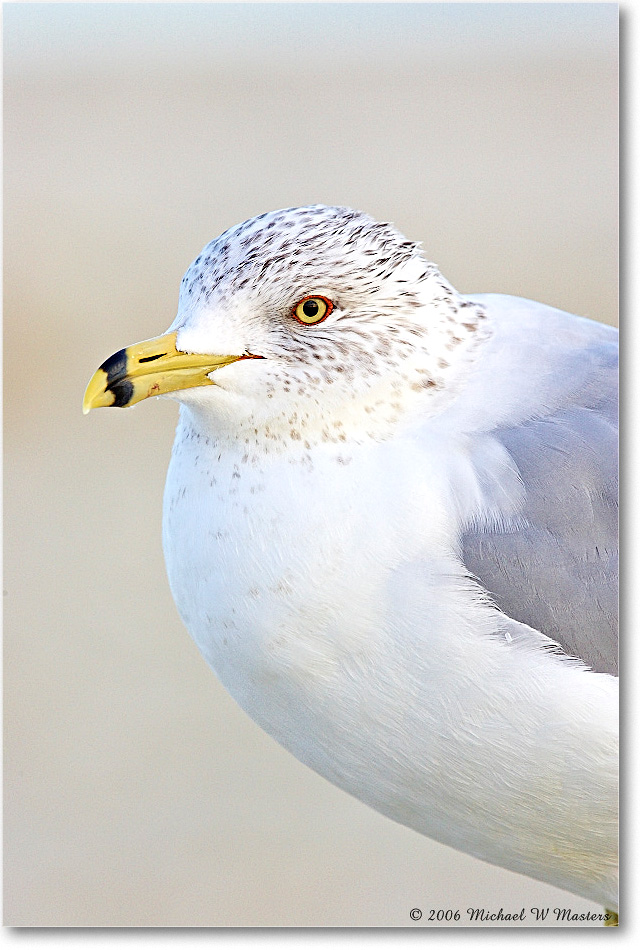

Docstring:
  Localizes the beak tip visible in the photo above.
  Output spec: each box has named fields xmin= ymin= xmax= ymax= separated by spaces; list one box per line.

xmin=83 ymin=367 xmax=112 ymax=414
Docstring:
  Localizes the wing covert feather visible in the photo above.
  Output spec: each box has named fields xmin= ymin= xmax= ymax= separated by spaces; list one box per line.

xmin=456 ymin=297 xmax=618 ymax=674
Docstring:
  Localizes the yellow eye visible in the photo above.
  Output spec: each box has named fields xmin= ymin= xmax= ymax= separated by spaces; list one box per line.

xmin=293 ymin=295 xmax=333 ymax=325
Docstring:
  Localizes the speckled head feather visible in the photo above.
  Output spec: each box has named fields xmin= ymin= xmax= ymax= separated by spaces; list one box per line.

xmin=169 ymin=205 xmax=489 ymax=446
xmin=179 ymin=205 xmax=421 ymax=305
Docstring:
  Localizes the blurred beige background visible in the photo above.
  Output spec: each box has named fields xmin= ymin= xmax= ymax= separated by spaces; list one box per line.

xmin=4 ymin=2 xmax=618 ymax=928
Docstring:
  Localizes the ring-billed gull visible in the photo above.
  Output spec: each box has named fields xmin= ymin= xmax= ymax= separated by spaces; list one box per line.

xmin=84 ymin=205 xmax=618 ymax=918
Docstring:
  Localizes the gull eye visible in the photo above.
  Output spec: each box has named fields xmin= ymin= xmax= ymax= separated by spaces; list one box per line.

xmin=293 ymin=295 xmax=333 ymax=326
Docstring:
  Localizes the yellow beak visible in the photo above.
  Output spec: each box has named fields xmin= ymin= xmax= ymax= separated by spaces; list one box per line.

xmin=83 ymin=331 xmax=260 ymax=414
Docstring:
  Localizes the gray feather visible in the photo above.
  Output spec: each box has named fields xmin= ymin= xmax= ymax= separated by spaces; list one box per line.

xmin=457 ymin=297 xmax=618 ymax=675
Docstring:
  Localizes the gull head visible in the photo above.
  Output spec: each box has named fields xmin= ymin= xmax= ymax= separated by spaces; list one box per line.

xmin=83 ymin=205 xmax=488 ymax=444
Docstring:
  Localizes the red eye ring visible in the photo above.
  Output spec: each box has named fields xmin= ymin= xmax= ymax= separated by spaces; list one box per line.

xmin=292 ymin=295 xmax=334 ymax=326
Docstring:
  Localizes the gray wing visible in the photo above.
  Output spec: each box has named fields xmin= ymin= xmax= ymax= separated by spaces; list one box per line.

xmin=457 ymin=297 xmax=618 ymax=675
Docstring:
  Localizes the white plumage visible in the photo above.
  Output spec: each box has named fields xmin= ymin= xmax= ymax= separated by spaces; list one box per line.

xmin=88 ymin=205 xmax=619 ymax=910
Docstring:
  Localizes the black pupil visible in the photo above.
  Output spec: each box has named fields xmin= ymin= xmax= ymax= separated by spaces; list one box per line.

xmin=302 ymin=299 xmax=320 ymax=318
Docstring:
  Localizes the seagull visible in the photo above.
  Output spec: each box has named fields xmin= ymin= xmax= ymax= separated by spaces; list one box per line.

xmin=84 ymin=205 xmax=618 ymax=917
